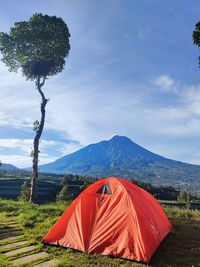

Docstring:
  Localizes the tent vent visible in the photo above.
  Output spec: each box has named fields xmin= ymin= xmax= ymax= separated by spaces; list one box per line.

xmin=96 ymin=183 xmax=112 ymax=194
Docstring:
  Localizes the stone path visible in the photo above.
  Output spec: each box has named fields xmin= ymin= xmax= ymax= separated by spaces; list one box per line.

xmin=0 ymin=216 xmax=59 ymax=266
xmin=12 ymin=252 xmax=49 ymax=266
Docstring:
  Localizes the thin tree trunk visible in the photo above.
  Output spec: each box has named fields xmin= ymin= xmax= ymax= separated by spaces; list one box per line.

xmin=30 ymin=76 xmax=48 ymax=203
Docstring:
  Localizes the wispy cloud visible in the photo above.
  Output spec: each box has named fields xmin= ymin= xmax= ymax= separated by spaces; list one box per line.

xmin=0 ymin=154 xmax=57 ymax=168
xmin=151 ymin=75 xmax=176 ymax=92
xmin=0 ymin=138 xmax=82 ymax=167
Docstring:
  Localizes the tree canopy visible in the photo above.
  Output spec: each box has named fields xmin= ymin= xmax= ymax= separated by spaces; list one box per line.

xmin=0 ymin=13 xmax=70 ymax=80
xmin=193 ymin=21 xmax=200 ymax=67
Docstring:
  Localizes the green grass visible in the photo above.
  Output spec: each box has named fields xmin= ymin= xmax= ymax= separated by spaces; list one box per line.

xmin=0 ymin=253 xmax=13 ymax=267
xmin=0 ymin=200 xmax=200 ymax=267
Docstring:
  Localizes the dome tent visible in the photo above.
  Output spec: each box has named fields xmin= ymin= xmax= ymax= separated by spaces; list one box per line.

xmin=42 ymin=177 xmax=172 ymax=263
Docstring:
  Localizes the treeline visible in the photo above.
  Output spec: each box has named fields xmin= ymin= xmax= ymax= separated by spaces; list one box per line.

xmin=56 ymin=175 xmax=200 ymax=204
xmin=130 ymin=179 xmax=179 ymax=200
xmin=2 ymin=171 xmax=200 ymax=204
xmin=54 ymin=174 xmax=179 ymax=199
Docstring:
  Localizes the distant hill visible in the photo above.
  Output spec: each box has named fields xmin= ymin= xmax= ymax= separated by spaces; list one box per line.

xmin=39 ymin=135 xmax=200 ymax=192
xmin=0 ymin=163 xmax=19 ymax=172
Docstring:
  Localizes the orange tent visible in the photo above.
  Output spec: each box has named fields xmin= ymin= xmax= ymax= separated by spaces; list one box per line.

xmin=42 ymin=177 xmax=172 ymax=263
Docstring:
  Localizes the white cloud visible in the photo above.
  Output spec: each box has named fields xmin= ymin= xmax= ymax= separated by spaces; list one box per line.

xmin=0 ymin=154 xmax=32 ymax=168
xmin=0 ymin=139 xmax=62 ymax=153
xmin=59 ymin=142 xmax=83 ymax=156
xmin=0 ymin=138 xmax=82 ymax=167
xmin=0 ymin=139 xmax=32 ymax=154
xmin=0 ymin=154 xmax=58 ymax=168
xmin=151 ymin=75 xmax=176 ymax=91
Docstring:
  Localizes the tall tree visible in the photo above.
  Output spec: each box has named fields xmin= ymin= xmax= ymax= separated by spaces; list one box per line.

xmin=0 ymin=13 xmax=70 ymax=202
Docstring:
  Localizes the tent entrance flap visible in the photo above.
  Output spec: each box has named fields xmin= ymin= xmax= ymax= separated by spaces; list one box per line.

xmin=96 ymin=183 xmax=112 ymax=194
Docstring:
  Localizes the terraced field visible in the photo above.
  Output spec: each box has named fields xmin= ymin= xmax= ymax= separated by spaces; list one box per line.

xmin=0 ymin=175 xmax=84 ymax=204
xmin=0 ymin=174 xmax=62 ymax=202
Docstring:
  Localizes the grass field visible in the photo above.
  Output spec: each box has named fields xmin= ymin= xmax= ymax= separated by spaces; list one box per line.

xmin=0 ymin=199 xmax=200 ymax=267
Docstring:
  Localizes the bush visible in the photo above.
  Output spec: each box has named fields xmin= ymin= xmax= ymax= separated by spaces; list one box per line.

xmin=56 ymin=185 xmax=72 ymax=202
xmin=18 ymin=181 xmax=30 ymax=201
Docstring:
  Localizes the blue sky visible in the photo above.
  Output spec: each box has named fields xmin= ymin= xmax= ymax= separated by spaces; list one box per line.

xmin=1 ymin=0 xmax=200 ymax=167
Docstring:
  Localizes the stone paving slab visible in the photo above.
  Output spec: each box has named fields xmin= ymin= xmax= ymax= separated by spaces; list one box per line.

xmin=0 ymin=231 xmax=23 ymax=239
xmin=0 ymin=235 xmax=24 ymax=243
xmin=0 ymin=234 xmax=23 ymax=241
xmin=2 ymin=240 xmax=27 ymax=249
xmin=5 ymin=245 xmax=37 ymax=256
xmin=0 ymin=228 xmax=20 ymax=231
xmin=0 ymin=228 xmax=22 ymax=234
xmin=5 ymin=223 xmax=21 ymax=227
xmin=33 ymin=259 xmax=59 ymax=267
xmin=0 ymin=229 xmax=22 ymax=235
xmin=12 ymin=252 xmax=49 ymax=266
xmin=0 ymin=227 xmax=20 ymax=231
xmin=4 ymin=219 xmax=19 ymax=223
xmin=1 ymin=225 xmax=21 ymax=229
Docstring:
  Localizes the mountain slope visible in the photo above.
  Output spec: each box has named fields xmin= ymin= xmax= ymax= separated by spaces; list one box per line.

xmin=40 ymin=135 xmax=166 ymax=173
xmin=0 ymin=163 xmax=19 ymax=172
xmin=39 ymin=135 xmax=200 ymax=192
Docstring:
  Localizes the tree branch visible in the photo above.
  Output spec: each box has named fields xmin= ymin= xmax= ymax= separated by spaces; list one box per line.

xmin=36 ymin=76 xmax=48 ymax=103
xmin=40 ymin=76 xmax=47 ymax=88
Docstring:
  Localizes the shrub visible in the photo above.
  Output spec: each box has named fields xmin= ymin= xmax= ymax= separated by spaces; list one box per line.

xmin=18 ymin=181 xmax=30 ymax=201
xmin=56 ymin=185 xmax=72 ymax=202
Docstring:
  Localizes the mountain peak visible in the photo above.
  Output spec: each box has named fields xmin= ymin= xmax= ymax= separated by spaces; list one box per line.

xmin=110 ymin=135 xmax=132 ymax=142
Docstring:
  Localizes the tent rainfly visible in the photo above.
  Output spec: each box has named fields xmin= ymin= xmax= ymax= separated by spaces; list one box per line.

xmin=42 ymin=177 xmax=172 ymax=263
